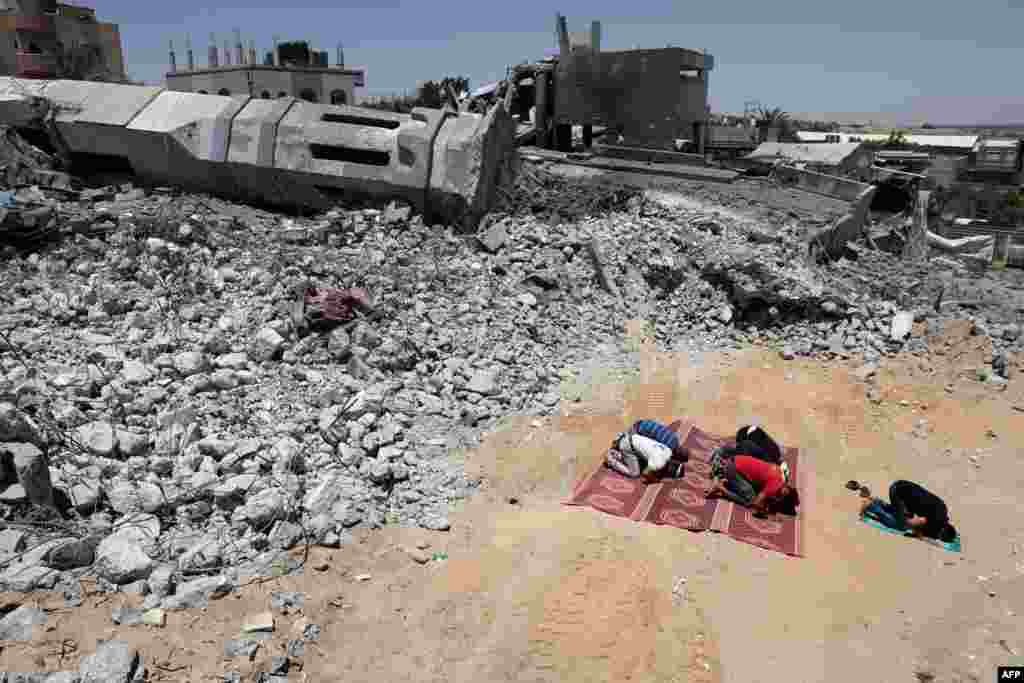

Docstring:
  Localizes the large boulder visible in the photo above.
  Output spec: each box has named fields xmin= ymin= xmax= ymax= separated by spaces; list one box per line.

xmin=0 ymin=442 xmax=54 ymax=507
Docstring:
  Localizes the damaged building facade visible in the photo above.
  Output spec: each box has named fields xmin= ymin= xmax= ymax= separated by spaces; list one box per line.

xmin=0 ymin=0 xmax=125 ymax=81
xmin=508 ymin=14 xmax=712 ymax=152
xmin=166 ymin=33 xmax=364 ymax=104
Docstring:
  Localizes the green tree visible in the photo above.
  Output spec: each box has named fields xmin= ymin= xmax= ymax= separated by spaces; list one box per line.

xmin=415 ymin=76 xmax=470 ymax=108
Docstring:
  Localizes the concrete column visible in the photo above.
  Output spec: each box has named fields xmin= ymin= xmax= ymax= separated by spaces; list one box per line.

xmin=700 ymin=69 xmax=710 ymax=155
xmin=555 ymin=123 xmax=572 ymax=152
xmin=582 ymin=124 xmax=593 ymax=149
xmin=168 ymin=40 xmax=176 ymax=73
xmin=534 ymin=70 xmax=548 ymax=149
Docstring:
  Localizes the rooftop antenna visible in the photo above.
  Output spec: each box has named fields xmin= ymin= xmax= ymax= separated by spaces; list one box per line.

xmin=208 ymin=32 xmax=219 ymax=68
xmin=234 ymin=28 xmax=244 ymax=66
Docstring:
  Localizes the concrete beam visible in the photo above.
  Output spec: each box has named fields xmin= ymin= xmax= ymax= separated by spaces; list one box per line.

xmin=0 ymin=77 xmax=516 ymax=229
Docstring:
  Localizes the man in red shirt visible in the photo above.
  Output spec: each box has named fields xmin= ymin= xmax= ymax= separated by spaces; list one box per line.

xmin=706 ymin=454 xmax=798 ymax=515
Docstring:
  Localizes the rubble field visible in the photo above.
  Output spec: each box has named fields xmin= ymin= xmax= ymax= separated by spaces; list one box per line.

xmin=0 ymin=133 xmax=1022 ymax=681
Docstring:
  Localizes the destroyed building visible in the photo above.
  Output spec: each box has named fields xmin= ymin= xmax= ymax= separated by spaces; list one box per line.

xmin=166 ymin=35 xmax=364 ymax=105
xmin=745 ymin=142 xmax=873 ymax=181
xmin=0 ymin=0 xmax=125 ymax=81
xmin=506 ymin=14 xmax=712 ymax=152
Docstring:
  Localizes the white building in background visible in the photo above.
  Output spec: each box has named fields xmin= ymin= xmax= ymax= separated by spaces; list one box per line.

xmin=165 ymin=34 xmax=364 ymax=105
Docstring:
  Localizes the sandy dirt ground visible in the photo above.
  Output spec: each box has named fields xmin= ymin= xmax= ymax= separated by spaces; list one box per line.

xmin=2 ymin=319 xmax=1023 ymax=683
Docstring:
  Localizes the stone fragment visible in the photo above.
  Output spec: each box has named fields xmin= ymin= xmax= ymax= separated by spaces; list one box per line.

xmin=890 ymin=311 xmax=913 ymax=341
xmin=478 ymin=219 xmax=508 ymax=253
xmin=0 ymin=605 xmax=47 ymax=641
xmin=224 ymin=639 xmax=259 ymax=659
xmin=76 ymin=421 xmax=117 ymax=456
xmin=1 ymin=441 xmax=54 ymax=507
xmin=79 ymin=640 xmax=141 ymax=683
xmin=249 ymin=328 xmax=285 ymax=362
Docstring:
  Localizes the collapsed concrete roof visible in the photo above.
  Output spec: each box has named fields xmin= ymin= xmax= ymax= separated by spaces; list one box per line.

xmin=746 ymin=142 xmax=864 ymax=166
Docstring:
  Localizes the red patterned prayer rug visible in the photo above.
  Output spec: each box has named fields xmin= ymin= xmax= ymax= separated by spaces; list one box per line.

xmin=565 ymin=418 xmax=807 ymax=557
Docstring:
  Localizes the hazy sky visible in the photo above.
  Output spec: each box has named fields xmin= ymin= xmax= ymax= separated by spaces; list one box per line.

xmin=106 ymin=0 xmax=1024 ymax=124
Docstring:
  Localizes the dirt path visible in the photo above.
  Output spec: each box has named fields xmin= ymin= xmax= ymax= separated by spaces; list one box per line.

xmin=2 ymin=324 xmax=1023 ymax=682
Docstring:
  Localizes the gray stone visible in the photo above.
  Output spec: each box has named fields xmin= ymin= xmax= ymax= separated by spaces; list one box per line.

xmin=1 ymin=442 xmax=53 ymax=507
xmin=231 ymin=487 xmax=286 ymax=528
xmin=146 ymin=564 xmax=175 ymax=599
xmin=420 ymin=514 xmax=451 ymax=531
xmin=172 ymin=351 xmax=208 ymax=376
xmin=120 ymin=360 xmax=153 ymax=385
xmin=44 ymin=673 xmax=82 ymax=683
xmin=268 ymin=520 xmax=304 ymax=549
xmin=478 ymin=219 xmax=509 ymax=253
xmin=79 ymin=640 xmax=141 ymax=683
xmin=215 ymin=352 xmax=249 ymax=369
xmin=162 ymin=574 xmax=233 ymax=610
xmin=0 ymin=564 xmax=60 ymax=591
xmin=214 ymin=474 xmax=260 ymax=506
xmin=65 ymin=480 xmax=102 ymax=514
xmin=0 ymin=402 xmax=41 ymax=444
xmin=249 ymin=327 xmax=285 ymax=362
xmin=177 ymin=537 xmax=223 ymax=571
xmin=111 ymin=607 xmax=145 ymax=626
xmin=224 ymin=638 xmax=259 ymax=659
xmin=890 ymin=311 xmax=913 ymax=341
xmin=466 ymin=369 xmax=499 ymax=396
xmin=43 ymin=538 xmax=97 ymax=570
xmin=318 ymin=405 xmax=349 ymax=445
xmin=301 ymin=623 xmax=322 ymax=642
xmin=368 ymin=460 xmax=392 ymax=484
xmin=286 ymin=639 xmax=305 ymax=658
xmin=107 ymin=481 xmax=164 ymax=514
xmin=270 ymin=591 xmax=306 ymax=611
xmin=197 ymin=435 xmax=236 ymax=459
xmin=76 ymin=421 xmax=117 ymax=457
xmin=0 ymin=528 xmax=27 ymax=555
xmin=268 ymin=656 xmax=290 ymax=675
xmin=327 ymin=328 xmax=351 ymax=357
xmin=0 ymin=605 xmax=48 ymax=640
xmin=115 ymin=430 xmax=149 ymax=458
xmin=94 ymin=535 xmax=155 ymax=585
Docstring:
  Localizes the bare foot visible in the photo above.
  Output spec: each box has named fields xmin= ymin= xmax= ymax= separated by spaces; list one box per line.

xmin=859 ymin=499 xmax=872 ymax=516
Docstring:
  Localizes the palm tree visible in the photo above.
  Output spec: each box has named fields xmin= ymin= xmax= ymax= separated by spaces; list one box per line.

xmin=754 ymin=105 xmax=791 ymax=142
xmin=754 ymin=105 xmax=789 ymax=127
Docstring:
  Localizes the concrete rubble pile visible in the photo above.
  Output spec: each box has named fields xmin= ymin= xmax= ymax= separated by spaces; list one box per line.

xmin=0 ymin=149 xmax=1020 ymax=654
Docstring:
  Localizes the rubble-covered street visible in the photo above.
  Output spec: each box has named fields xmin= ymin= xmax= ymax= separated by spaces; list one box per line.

xmin=0 ymin=130 xmax=1023 ymax=681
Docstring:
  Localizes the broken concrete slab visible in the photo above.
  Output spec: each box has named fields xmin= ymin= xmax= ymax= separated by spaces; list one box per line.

xmin=0 ymin=605 xmax=48 ymax=640
xmin=78 ymin=640 xmax=142 ymax=683
xmin=890 ymin=311 xmax=914 ymax=341
xmin=808 ymin=185 xmax=877 ymax=262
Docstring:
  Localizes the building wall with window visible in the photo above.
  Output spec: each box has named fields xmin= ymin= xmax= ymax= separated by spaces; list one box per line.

xmin=553 ymin=47 xmax=713 ymax=148
xmin=0 ymin=2 xmax=125 ymax=80
xmin=166 ymin=65 xmax=362 ymax=104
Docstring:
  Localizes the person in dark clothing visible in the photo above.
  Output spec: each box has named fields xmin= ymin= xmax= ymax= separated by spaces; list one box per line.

xmin=706 ymin=425 xmax=799 ymax=516
xmin=861 ymin=480 xmax=958 ymax=542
